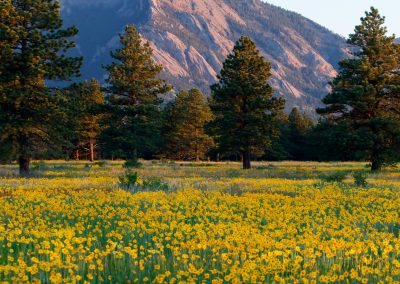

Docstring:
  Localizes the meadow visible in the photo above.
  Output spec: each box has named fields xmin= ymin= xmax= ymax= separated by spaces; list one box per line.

xmin=0 ymin=161 xmax=399 ymax=283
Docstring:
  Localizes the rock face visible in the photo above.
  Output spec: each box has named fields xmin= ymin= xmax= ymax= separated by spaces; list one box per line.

xmin=61 ymin=0 xmax=348 ymax=113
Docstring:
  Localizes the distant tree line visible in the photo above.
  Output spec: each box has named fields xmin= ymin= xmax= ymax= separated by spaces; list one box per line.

xmin=1 ymin=1 xmax=400 ymax=174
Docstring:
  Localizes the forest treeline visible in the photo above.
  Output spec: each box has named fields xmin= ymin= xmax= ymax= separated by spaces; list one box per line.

xmin=1 ymin=1 xmax=400 ymax=174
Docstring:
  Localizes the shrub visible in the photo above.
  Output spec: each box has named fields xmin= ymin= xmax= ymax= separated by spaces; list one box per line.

xmin=119 ymin=171 xmax=138 ymax=190
xmin=353 ymin=171 xmax=368 ymax=187
xmin=320 ymin=171 xmax=348 ymax=183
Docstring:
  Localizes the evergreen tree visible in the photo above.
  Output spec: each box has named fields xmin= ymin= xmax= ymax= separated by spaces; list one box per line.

xmin=0 ymin=0 xmax=82 ymax=175
xmin=66 ymin=80 xmax=104 ymax=162
xmin=309 ymin=121 xmax=367 ymax=162
xmin=210 ymin=36 xmax=285 ymax=169
xmin=263 ymin=110 xmax=290 ymax=161
xmin=264 ymin=108 xmax=313 ymax=161
xmin=317 ymin=8 xmax=400 ymax=171
xmin=163 ymin=89 xmax=214 ymax=161
xmin=102 ymin=25 xmax=170 ymax=161
xmin=286 ymin=108 xmax=313 ymax=160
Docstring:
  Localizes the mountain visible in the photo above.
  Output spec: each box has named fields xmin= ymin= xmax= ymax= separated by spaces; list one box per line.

xmin=61 ymin=0 xmax=348 ymax=113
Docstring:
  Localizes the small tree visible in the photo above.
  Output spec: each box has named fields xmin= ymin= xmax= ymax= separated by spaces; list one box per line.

xmin=67 ymin=80 xmax=104 ymax=162
xmin=286 ymin=108 xmax=313 ymax=160
xmin=317 ymin=7 xmax=400 ymax=171
xmin=210 ymin=36 xmax=285 ymax=169
xmin=0 ymin=0 xmax=82 ymax=175
xmin=102 ymin=25 xmax=171 ymax=161
xmin=263 ymin=110 xmax=290 ymax=161
xmin=163 ymin=89 xmax=214 ymax=161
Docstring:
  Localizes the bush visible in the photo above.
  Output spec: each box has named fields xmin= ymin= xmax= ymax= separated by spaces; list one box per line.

xmin=353 ymin=171 xmax=368 ymax=187
xmin=320 ymin=171 xmax=348 ymax=183
xmin=119 ymin=171 xmax=138 ymax=190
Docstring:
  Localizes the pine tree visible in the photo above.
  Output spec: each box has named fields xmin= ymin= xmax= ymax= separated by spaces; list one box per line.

xmin=66 ymin=80 xmax=104 ymax=162
xmin=163 ymin=89 xmax=214 ymax=161
xmin=286 ymin=108 xmax=313 ymax=160
xmin=0 ymin=0 xmax=82 ymax=175
xmin=210 ymin=36 xmax=285 ymax=169
xmin=309 ymin=120 xmax=367 ymax=162
xmin=317 ymin=7 xmax=400 ymax=171
xmin=263 ymin=110 xmax=290 ymax=161
xmin=102 ymin=25 xmax=171 ymax=161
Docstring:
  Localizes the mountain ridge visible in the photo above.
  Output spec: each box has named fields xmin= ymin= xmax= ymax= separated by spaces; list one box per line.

xmin=61 ymin=0 xmax=348 ymax=113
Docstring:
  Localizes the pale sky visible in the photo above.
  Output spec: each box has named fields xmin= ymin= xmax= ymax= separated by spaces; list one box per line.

xmin=265 ymin=0 xmax=400 ymax=38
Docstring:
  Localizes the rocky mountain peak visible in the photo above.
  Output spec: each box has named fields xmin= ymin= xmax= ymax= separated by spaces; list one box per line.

xmin=61 ymin=0 xmax=348 ymax=113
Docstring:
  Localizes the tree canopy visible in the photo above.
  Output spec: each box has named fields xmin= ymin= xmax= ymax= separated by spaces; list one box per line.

xmin=101 ymin=25 xmax=171 ymax=161
xmin=0 ymin=0 xmax=82 ymax=175
xmin=210 ymin=36 xmax=285 ymax=169
xmin=317 ymin=7 xmax=400 ymax=171
xmin=163 ymin=89 xmax=214 ymax=161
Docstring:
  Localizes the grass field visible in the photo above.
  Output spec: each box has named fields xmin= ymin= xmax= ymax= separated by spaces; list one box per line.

xmin=0 ymin=161 xmax=399 ymax=283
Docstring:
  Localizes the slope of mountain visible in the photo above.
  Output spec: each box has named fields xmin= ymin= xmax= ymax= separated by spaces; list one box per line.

xmin=61 ymin=0 xmax=348 ymax=113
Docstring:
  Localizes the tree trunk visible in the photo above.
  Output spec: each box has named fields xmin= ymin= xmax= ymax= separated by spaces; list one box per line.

xmin=371 ymin=159 xmax=382 ymax=172
xmin=89 ymin=138 xmax=95 ymax=162
xmin=370 ymin=150 xmax=382 ymax=171
xmin=19 ymin=156 xmax=30 ymax=177
xmin=75 ymin=148 xmax=80 ymax=161
xmin=243 ymin=151 xmax=251 ymax=170
xmin=195 ymin=128 xmax=200 ymax=162
xmin=195 ymin=146 xmax=200 ymax=162
xmin=133 ymin=148 xmax=138 ymax=162
xmin=66 ymin=144 xmax=70 ymax=161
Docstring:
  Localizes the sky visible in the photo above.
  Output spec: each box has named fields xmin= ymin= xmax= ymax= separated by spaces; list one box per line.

xmin=264 ymin=0 xmax=400 ymax=38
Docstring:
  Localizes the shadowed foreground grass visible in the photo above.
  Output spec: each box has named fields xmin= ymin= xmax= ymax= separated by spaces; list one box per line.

xmin=0 ymin=161 xmax=398 ymax=283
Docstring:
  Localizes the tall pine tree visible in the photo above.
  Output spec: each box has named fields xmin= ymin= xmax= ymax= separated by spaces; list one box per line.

xmin=102 ymin=25 xmax=170 ymax=161
xmin=317 ymin=7 xmax=400 ymax=171
xmin=210 ymin=36 xmax=285 ymax=169
xmin=163 ymin=89 xmax=214 ymax=161
xmin=0 ymin=0 xmax=82 ymax=175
